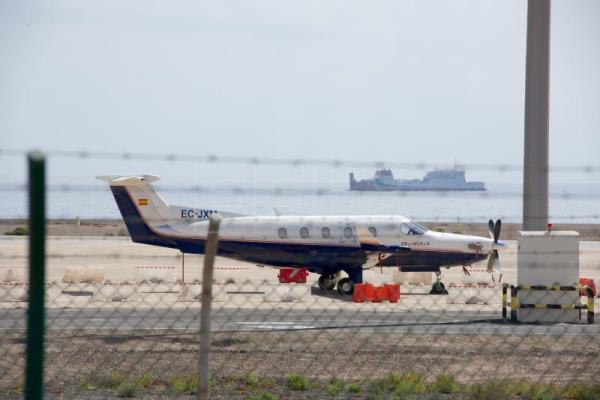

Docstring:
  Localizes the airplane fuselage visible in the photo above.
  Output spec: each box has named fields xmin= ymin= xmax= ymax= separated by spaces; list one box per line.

xmin=102 ymin=176 xmax=503 ymax=293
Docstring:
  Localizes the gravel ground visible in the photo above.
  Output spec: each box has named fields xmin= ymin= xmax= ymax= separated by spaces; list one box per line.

xmin=2 ymin=330 xmax=600 ymax=398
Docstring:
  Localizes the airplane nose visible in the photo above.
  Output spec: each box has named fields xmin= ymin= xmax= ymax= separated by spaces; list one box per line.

xmin=496 ymin=240 xmax=508 ymax=248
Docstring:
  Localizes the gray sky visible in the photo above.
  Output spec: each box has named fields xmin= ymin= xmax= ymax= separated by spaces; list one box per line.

xmin=1 ymin=0 xmax=599 ymax=186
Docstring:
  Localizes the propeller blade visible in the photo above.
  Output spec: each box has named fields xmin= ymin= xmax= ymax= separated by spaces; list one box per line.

xmin=493 ymin=219 xmax=502 ymax=243
xmin=486 ymin=249 xmax=500 ymax=273
xmin=486 ymin=253 xmax=494 ymax=272
xmin=488 ymin=219 xmax=495 ymax=240
xmin=492 ymin=250 xmax=500 ymax=272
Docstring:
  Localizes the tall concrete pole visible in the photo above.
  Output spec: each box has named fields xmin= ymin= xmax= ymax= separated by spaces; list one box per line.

xmin=523 ymin=0 xmax=551 ymax=230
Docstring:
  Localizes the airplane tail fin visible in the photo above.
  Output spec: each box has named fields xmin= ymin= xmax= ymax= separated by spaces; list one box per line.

xmin=96 ymin=175 xmax=178 ymax=247
xmin=97 ymin=175 xmax=244 ymax=248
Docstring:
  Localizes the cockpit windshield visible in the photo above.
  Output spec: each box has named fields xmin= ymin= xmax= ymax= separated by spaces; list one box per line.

xmin=399 ymin=220 xmax=428 ymax=235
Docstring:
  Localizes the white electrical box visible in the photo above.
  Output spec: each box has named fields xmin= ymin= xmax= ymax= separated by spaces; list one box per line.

xmin=517 ymin=231 xmax=580 ymax=323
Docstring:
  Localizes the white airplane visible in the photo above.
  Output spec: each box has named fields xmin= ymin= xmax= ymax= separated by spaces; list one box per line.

xmin=97 ymin=175 xmax=507 ymax=295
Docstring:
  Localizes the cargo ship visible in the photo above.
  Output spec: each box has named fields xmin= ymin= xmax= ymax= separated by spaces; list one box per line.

xmin=349 ymin=168 xmax=486 ymax=191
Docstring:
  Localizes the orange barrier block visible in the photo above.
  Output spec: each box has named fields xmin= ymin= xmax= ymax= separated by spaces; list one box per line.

xmin=352 ymin=283 xmax=400 ymax=303
xmin=579 ymin=277 xmax=597 ymax=297
xmin=374 ymin=286 xmax=389 ymax=302
xmin=385 ymin=284 xmax=400 ymax=303
xmin=352 ymin=284 xmax=366 ymax=303
xmin=363 ymin=283 xmax=375 ymax=301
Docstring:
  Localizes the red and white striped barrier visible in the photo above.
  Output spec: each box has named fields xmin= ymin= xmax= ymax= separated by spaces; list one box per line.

xmin=448 ymin=283 xmax=497 ymax=289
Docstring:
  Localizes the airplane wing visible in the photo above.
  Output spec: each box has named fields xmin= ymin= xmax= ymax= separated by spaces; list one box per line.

xmin=356 ymin=226 xmax=411 ymax=267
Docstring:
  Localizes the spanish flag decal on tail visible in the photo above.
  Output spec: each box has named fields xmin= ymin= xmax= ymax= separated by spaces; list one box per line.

xmin=138 ymin=198 xmax=148 ymax=206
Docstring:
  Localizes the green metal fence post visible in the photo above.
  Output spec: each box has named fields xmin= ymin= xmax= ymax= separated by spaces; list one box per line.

xmin=25 ymin=151 xmax=46 ymax=400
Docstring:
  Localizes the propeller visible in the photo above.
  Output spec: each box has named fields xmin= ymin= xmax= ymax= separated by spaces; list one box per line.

xmin=486 ymin=219 xmax=502 ymax=276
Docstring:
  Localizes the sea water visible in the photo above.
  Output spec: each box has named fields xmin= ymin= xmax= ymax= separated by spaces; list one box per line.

xmin=0 ymin=183 xmax=598 ymax=223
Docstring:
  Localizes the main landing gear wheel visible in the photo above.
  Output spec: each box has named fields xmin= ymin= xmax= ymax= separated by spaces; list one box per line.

xmin=337 ymin=277 xmax=354 ymax=295
xmin=318 ymin=275 xmax=337 ymax=291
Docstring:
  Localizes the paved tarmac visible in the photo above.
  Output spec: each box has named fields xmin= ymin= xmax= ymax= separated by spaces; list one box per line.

xmin=1 ymin=307 xmax=598 ymax=336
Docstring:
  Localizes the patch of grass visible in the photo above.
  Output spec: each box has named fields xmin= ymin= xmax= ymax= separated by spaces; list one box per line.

xmin=170 ymin=373 xmax=198 ymax=394
xmin=116 ymin=382 xmax=138 ymax=398
xmin=155 ymin=383 xmax=167 ymax=395
xmin=326 ymin=377 xmax=345 ymax=397
xmin=242 ymin=372 xmax=259 ymax=386
xmin=285 ymin=373 xmax=309 ymax=391
xmin=468 ymin=380 xmax=513 ymax=400
xmin=8 ymin=379 xmax=24 ymax=395
xmin=5 ymin=227 xmax=28 ymax=235
xmin=563 ymin=383 xmax=600 ymax=400
xmin=346 ymin=382 xmax=362 ymax=394
xmin=135 ymin=372 xmax=157 ymax=389
xmin=505 ymin=379 xmax=560 ymax=400
xmin=365 ymin=391 xmax=385 ymax=400
xmin=258 ymin=377 xmax=276 ymax=389
xmin=390 ymin=372 xmax=426 ymax=395
xmin=79 ymin=371 xmax=127 ymax=390
xmin=246 ymin=392 xmax=278 ymax=400
xmin=366 ymin=378 xmax=386 ymax=397
xmin=101 ymin=371 xmax=128 ymax=389
xmin=78 ymin=375 xmax=97 ymax=391
xmin=490 ymin=379 xmax=569 ymax=400
xmin=430 ymin=374 xmax=461 ymax=394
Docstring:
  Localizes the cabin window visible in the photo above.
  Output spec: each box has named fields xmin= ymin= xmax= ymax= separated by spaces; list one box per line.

xmin=278 ymin=227 xmax=287 ymax=239
xmin=321 ymin=227 xmax=331 ymax=238
xmin=300 ymin=227 xmax=309 ymax=238
xmin=368 ymin=226 xmax=377 ymax=237
xmin=343 ymin=226 xmax=353 ymax=239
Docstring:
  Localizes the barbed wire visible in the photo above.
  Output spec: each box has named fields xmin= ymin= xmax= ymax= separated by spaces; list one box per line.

xmin=1 ymin=183 xmax=599 ymax=200
xmin=1 ymin=148 xmax=599 ymax=173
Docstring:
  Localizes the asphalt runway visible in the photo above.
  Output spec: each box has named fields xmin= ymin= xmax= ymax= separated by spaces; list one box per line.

xmin=1 ymin=307 xmax=598 ymax=336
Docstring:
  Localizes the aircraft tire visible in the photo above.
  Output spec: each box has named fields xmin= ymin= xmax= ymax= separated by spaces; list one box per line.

xmin=318 ymin=276 xmax=336 ymax=291
xmin=337 ymin=278 xmax=354 ymax=295
xmin=429 ymin=281 xmax=448 ymax=295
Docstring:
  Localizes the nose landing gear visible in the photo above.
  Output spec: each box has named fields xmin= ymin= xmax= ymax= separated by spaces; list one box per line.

xmin=429 ymin=271 xmax=448 ymax=295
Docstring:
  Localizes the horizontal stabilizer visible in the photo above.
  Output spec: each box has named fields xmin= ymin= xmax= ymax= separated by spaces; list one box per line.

xmin=96 ymin=175 xmax=160 ymax=186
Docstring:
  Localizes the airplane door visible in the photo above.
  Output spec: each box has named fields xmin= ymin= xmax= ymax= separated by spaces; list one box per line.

xmin=339 ymin=222 xmax=357 ymax=244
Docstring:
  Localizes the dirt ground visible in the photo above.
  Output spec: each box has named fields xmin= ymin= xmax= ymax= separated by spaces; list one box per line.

xmin=2 ymin=219 xmax=600 ymax=241
xmin=2 ymin=330 xmax=600 ymax=398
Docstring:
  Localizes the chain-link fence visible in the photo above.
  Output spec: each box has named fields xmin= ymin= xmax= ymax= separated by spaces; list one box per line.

xmin=1 ymin=150 xmax=600 ymax=399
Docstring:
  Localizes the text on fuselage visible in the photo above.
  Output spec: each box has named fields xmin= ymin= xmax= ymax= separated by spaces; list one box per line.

xmin=400 ymin=241 xmax=430 ymax=247
xmin=180 ymin=209 xmax=218 ymax=219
